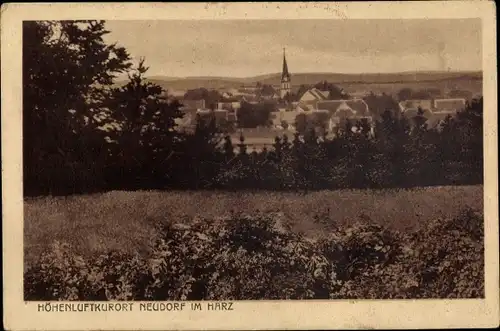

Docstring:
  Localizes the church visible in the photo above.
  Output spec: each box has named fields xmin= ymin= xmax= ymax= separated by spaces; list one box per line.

xmin=271 ymin=49 xmax=375 ymax=136
xmin=280 ymin=48 xmax=291 ymax=99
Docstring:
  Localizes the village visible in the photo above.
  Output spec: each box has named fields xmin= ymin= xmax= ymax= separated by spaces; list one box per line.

xmin=165 ymin=49 xmax=472 ymax=151
xmin=19 ymin=15 xmax=487 ymax=310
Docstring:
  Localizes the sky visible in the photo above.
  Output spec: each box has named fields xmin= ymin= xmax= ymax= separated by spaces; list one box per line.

xmin=104 ymin=19 xmax=482 ymax=78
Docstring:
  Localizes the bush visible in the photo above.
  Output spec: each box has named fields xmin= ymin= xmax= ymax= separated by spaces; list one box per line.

xmin=24 ymin=210 xmax=484 ymax=300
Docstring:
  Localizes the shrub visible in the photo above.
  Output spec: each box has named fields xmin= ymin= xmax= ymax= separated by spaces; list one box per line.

xmin=406 ymin=208 xmax=484 ymax=298
xmin=24 ymin=241 xmax=151 ymax=300
xmin=24 ymin=210 xmax=484 ymax=300
xmin=326 ymin=209 xmax=484 ymax=299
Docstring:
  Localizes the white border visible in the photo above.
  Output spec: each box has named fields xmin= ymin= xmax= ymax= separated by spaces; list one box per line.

xmin=2 ymin=2 xmax=498 ymax=330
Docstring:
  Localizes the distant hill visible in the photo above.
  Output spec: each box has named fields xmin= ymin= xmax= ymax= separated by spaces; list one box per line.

xmin=250 ymin=71 xmax=483 ymax=86
xmin=114 ymin=71 xmax=482 ymax=95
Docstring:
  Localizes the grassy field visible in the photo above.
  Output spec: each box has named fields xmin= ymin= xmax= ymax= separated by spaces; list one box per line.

xmin=24 ymin=185 xmax=483 ymax=267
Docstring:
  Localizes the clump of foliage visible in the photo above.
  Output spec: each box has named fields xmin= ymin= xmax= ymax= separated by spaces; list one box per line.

xmin=327 ymin=208 xmax=484 ymax=299
xmin=25 ymin=209 xmax=484 ymax=301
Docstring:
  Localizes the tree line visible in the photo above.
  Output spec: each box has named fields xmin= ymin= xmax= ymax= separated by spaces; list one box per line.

xmin=215 ymin=101 xmax=482 ymax=191
xmin=23 ymin=21 xmax=483 ymax=196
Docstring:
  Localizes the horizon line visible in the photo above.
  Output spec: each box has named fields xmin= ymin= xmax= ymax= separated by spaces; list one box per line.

xmin=143 ymin=69 xmax=483 ymax=80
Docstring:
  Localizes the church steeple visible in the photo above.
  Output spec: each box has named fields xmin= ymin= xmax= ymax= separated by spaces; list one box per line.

xmin=280 ymin=48 xmax=291 ymax=99
xmin=281 ymin=48 xmax=290 ymax=81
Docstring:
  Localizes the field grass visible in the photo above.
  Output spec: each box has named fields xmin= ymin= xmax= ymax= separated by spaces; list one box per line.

xmin=24 ymin=185 xmax=483 ymax=267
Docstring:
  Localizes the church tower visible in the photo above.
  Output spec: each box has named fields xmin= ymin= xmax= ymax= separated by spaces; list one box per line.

xmin=280 ymin=48 xmax=291 ymax=99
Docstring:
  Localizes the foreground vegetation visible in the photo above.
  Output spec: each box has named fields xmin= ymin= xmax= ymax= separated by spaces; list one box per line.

xmin=24 ymin=186 xmax=483 ymax=265
xmin=25 ymin=207 xmax=484 ymax=300
xmin=23 ymin=21 xmax=485 ymax=301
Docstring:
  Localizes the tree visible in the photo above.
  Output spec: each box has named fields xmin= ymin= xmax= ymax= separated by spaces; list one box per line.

xmin=218 ymin=116 xmax=236 ymax=134
xmin=237 ymin=133 xmax=247 ymax=156
xmin=411 ymin=90 xmax=432 ymax=100
xmin=439 ymin=97 xmax=483 ymax=183
xmin=363 ymin=92 xmax=400 ymax=119
xmin=183 ymin=88 xmax=222 ymax=109
xmin=314 ymin=81 xmax=348 ymax=99
xmin=309 ymin=111 xmax=330 ymax=134
xmin=397 ymin=88 xmax=413 ymax=101
xmin=294 ymin=113 xmax=308 ymax=135
xmin=223 ymin=135 xmax=235 ymax=160
xmin=281 ymin=120 xmax=289 ymax=130
xmin=422 ymin=88 xmax=442 ymax=98
xmin=272 ymin=136 xmax=283 ymax=159
xmin=410 ymin=107 xmax=429 ymax=134
xmin=23 ymin=20 xmax=132 ymax=195
xmin=258 ymin=84 xmax=276 ymax=97
xmin=106 ymin=58 xmax=184 ymax=188
xmin=237 ymin=101 xmax=275 ymax=128
xmin=397 ymin=88 xmax=433 ymax=101
xmin=281 ymin=134 xmax=292 ymax=152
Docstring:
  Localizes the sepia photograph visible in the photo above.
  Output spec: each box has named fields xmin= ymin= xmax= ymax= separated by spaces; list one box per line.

xmin=2 ymin=2 xmax=499 ymax=330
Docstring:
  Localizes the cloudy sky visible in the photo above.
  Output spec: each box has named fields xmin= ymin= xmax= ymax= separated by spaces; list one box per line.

xmin=104 ymin=19 xmax=481 ymax=78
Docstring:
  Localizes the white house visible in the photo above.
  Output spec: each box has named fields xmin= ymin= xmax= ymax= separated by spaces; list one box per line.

xmin=398 ymin=98 xmax=467 ymax=129
xmin=398 ymin=99 xmax=433 ymax=113
xmin=299 ymin=88 xmax=330 ymax=105
xmin=316 ymin=99 xmax=373 ymax=134
xmin=433 ymin=98 xmax=466 ymax=112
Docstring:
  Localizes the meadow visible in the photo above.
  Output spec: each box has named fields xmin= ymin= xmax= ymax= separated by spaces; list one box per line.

xmin=24 ymin=185 xmax=482 ymax=267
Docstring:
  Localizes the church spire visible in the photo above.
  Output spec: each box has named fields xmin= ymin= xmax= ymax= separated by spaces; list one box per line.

xmin=280 ymin=48 xmax=291 ymax=100
xmin=281 ymin=48 xmax=290 ymax=81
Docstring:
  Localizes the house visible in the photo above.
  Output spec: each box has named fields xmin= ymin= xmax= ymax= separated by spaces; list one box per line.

xmin=398 ymin=99 xmax=434 ymax=125
xmin=231 ymin=127 xmax=290 ymax=152
xmin=298 ymin=88 xmax=330 ymax=105
xmin=270 ymin=110 xmax=300 ymax=130
xmin=241 ymin=86 xmax=260 ymax=92
xmin=402 ymin=107 xmax=434 ymax=122
xmin=433 ymin=98 xmax=466 ymax=112
xmin=316 ymin=99 xmax=370 ymax=116
xmin=194 ymin=109 xmax=232 ymax=128
xmin=261 ymin=92 xmax=281 ymax=101
xmin=316 ymin=99 xmax=373 ymax=133
xmin=217 ymin=101 xmax=241 ymax=112
xmin=399 ymin=98 xmax=466 ymax=129
xmin=425 ymin=112 xmax=455 ymax=129
xmin=271 ymin=98 xmax=375 ymax=136
xmin=349 ymin=91 xmax=369 ymax=99
xmin=197 ymin=108 xmax=228 ymax=117
xmin=180 ymin=99 xmax=206 ymax=111
xmin=241 ymin=95 xmax=259 ymax=104
xmin=231 ymin=101 xmax=242 ymax=110
xmin=295 ymin=103 xmax=314 ymax=112
xmin=166 ymin=89 xmax=186 ymax=98
xmin=398 ymin=99 xmax=433 ymax=113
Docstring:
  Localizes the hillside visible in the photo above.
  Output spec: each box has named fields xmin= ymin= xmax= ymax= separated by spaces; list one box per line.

xmin=254 ymin=71 xmax=483 ymax=86
xmin=133 ymin=71 xmax=481 ymax=90
xmin=111 ymin=71 xmax=482 ymax=98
